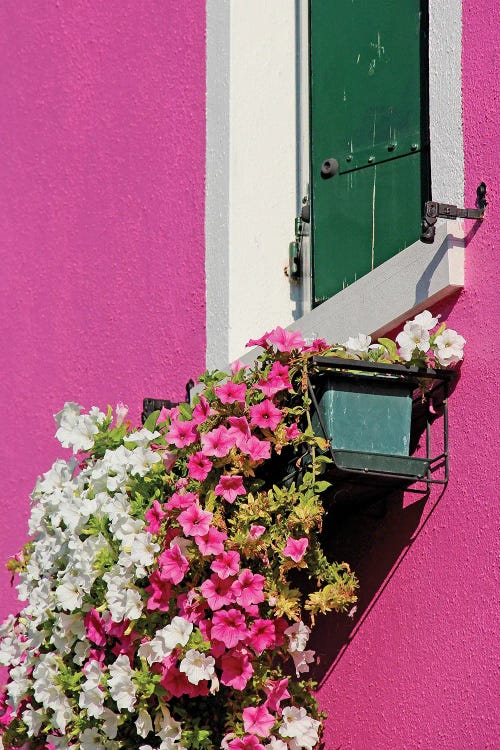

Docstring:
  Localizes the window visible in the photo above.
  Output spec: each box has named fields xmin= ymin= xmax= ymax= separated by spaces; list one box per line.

xmin=309 ymin=0 xmax=430 ymax=304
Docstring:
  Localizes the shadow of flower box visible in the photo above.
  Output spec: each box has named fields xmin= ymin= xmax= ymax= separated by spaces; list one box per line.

xmin=309 ymin=356 xmax=454 ymax=494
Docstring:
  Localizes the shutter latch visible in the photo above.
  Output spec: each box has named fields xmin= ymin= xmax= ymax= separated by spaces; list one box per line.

xmin=286 ymin=198 xmax=310 ymax=282
xmin=420 ymin=183 xmax=487 ymax=243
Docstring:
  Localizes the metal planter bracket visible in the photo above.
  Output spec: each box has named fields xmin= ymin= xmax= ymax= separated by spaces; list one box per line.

xmin=308 ymin=357 xmax=455 ymax=497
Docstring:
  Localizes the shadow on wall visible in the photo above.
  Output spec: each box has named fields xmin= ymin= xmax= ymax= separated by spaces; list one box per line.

xmin=309 ymin=488 xmax=431 ymax=685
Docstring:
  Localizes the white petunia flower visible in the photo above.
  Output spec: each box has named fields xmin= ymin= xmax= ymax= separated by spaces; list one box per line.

xmin=265 ymin=739 xmax=289 ymax=750
xmin=80 ymin=728 xmax=106 ymax=750
xmin=155 ymin=702 xmax=182 ymax=743
xmin=101 ymin=707 xmax=119 ymax=739
xmin=128 ymin=532 xmax=160 ymax=568
xmin=344 ymin=333 xmax=371 ymax=355
xmin=126 ymin=428 xmax=161 ymax=447
xmin=54 ymin=402 xmax=101 ymax=453
xmin=179 ymin=649 xmax=215 ymax=685
xmin=6 ymin=664 xmax=31 ymax=710
xmin=434 ymin=328 xmax=465 ymax=366
xmin=52 ymin=696 xmax=74 ymax=733
xmin=37 ymin=458 xmax=78 ymax=494
xmin=136 ymin=708 xmax=154 ymax=737
xmin=412 ymin=309 xmax=440 ymax=331
xmin=285 ymin=621 xmax=310 ymax=652
xmin=21 ymin=705 xmax=44 ymax=737
xmin=290 ymin=648 xmax=315 ymax=676
xmin=55 ymin=575 xmax=85 ymax=611
xmin=108 ymin=654 xmax=137 ymax=711
xmin=396 ymin=322 xmax=430 ymax=361
xmin=128 ymin=446 xmax=162 ymax=477
xmin=160 ymin=617 xmax=193 ymax=651
xmin=104 ymin=567 xmax=143 ymax=622
xmin=79 ymin=660 xmax=105 ymax=718
xmin=279 ymin=706 xmax=320 ymax=750
xmin=138 ymin=617 xmax=193 ymax=665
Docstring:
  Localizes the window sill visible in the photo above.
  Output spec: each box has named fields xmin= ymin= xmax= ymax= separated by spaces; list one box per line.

xmin=238 ymin=220 xmax=464 ymax=364
xmin=289 ymin=219 xmax=465 ymax=343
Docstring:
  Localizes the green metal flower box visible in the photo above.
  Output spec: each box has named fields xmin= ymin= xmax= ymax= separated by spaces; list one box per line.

xmin=309 ymin=357 xmax=452 ymax=487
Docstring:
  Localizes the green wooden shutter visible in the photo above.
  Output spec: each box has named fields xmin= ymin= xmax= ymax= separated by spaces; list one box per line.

xmin=309 ymin=0 xmax=430 ymax=304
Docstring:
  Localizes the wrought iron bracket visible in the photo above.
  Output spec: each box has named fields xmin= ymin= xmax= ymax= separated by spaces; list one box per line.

xmin=141 ymin=379 xmax=195 ymax=424
xmin=420 ymin=182 xmax=487 ymax=243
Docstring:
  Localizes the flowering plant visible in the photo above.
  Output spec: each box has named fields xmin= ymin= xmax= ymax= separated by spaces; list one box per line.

xmin=337 ymin=310 xmax=465 ymax=369
xmin=0 ymin=312 xmax=463 ymax=750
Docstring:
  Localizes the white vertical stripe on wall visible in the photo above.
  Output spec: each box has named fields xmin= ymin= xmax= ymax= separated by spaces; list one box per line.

xmin=429 ymin=0 xmax=464 ymax=206
xmin=206 ymin=0 xmax=231 ymax=371
xmin=227 ymin=1 xmax=298 ymax=362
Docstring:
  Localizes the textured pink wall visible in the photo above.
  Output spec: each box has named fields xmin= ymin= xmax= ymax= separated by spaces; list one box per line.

xmin=0 ymin=1 xmax=206 ymax=616
xmin=317 ymin=1 xmax=500 ymax=747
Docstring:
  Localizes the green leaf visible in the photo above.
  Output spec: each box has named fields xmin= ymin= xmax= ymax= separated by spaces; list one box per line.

xmin=377 ymin=337 xmax=397 ymax=360
xmin=314 ymin=480 xmax=331 ymax=493
xmin=143 ymin=410 xmax=160 ymax=431
xmin=178 ymin=402 xmax=193 ymax=421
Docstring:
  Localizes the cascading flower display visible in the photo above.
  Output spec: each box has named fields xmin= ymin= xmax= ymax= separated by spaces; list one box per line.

xmin=0 ymin=312 xmax=463 ymax=750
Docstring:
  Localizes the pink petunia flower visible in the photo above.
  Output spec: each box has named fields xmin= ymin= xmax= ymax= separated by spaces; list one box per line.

xmin=228 ymin=416 xmax=251 ymax=449
xmin=201 ymin=426 xmax=236 ymax=458
xmin=146 ymin=569 xmax=172 ymax=611
xmin=192 ymin=395 xmax=216 ymax=425
xmin=144 ymin=499 xmax=167 ymax=534
xmin=285 ymin=423 xmax=300 ymax=440
xmin=242 ymin=704 xmax=275 ymax=738
xmin=282 ymin=537 xmax=309 ymax=562
xmin=264 ymin=678 xmax=290 ymax=713
xmin=248 ymin=525 xmax=266 ymax=540
xmin=161 ymin=665 xmax=209 ymax=698
xmin=220 ymin=647 xmax=254 ymax=690
xmin=247 ymin=619 xmax=276 ymax=654
xmin=266 ymin=326 xmax=305 ymax=353
xmin=215 ymin=475 xmax=246 ymax=503
xmin=165 ymin=491 xmax=197 ymax=511
xmin=245 ymin=331 xmax=271 ymax=348
xmin=257 ymin=362 xmax=292 ymax=397
xmin=84 ymin=609 xmax=107 ymax=646
xmin=211 ymin=608 xmax=248 ymax=648
xmin=177 ymin=504 xmax=213 ymax=537
xmin=187 ymin=451 xmax=213 ymax=481
xmin=158 ymin=544 xmax=189 ymax=584
xmin=303 ymin=337 xmax=328 ymax=352
xmin=241 ymin=436 xmax=272 ymax=462
xmin=232 ymin=569 xmax=265 ymax=609
xmin=111 ymin=629 xmax=140 ymax=664
xmin=177 ymin=590 xmax=206 ymax=624
xmin=211 ymin=550 xmax=241 ymax=579
xmin=196 ymin=526 xmax=227 ymax=556
xmin=249 ymin=400 xmax=283 ymax=431
xmin=215 ymin=381 xmax=247 ymax=405
xmin=230 ymin=359 xmax=246 ymax=374
xmin=165 ymin=418 xmax=198 ymax=448
xmin=200 ymin=574 xmax=235 ymax=610
xmin=228 ymin=736 xmax=265 ymax=750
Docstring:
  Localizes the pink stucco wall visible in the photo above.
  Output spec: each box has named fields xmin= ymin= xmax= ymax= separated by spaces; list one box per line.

xmin=318 ymin=1 xmax=499 ymax=747
xmin=0 ymin=1 xmax=206 ymax=616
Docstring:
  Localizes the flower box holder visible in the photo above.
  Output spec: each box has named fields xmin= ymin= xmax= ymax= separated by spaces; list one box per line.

xmin=308 ymin=356 xmax=454 ymax=491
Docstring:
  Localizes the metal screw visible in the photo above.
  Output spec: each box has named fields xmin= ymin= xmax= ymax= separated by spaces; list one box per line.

xmin=345 ymin=155 xmax=352 ymax=162
xmin=387 ymin=143 xmax=396 ymax=151
xmin=411 ymin=143 xmax=419 ymax=151
xmin=368 ymin=155 xmax=375 ymax=163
